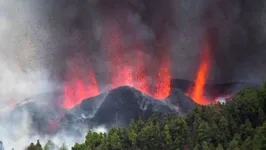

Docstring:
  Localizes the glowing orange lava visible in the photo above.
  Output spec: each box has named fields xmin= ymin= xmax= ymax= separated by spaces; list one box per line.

xmin=153 ymin=56 xmax=171 ymax=99
xmin=106 ymin=25 xmax=170 ymax=99
xmin=62 ymin=24 xmax=171 ymax=109
xmin=188 ymin=37 xmax=212 ymax=105
xmin=62 ymin=58 xmax=100 ymax=109
xmin=133 ymin=50 xmax=151 ymax=95
xmin=107 ymin=27 xmax=134 ymax=89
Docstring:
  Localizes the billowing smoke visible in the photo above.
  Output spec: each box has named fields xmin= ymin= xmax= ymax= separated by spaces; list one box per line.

xmin=199 ymin=0 xmax=266 ymax=83
xmin=20 ymin=0 xmax=266 ymax=89
xmin=0 ymin=0 xmax=53 ymax=108
xmin=0 ymin=0 xmax=88 ymax=149
xmin=1 ymin=0 xmax=266 ymax=149
xmin=168 ymin=0 xmax=266 ymax=83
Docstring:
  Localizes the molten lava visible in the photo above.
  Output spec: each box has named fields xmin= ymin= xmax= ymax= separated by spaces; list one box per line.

xmin=153 ymin=56 xmax=171 ymax=99
xmin=106 ymin=24 xmax=170 ymax=99
xmin=62 ymin=58 xmax=100 ymax=109
xmin=106 ymin=27 xmax=134 ymax=89
xmin=62 ymin=23 xmax=171 ymax=109
xmin=188 ymin=37 xmax=212 ymax=105
xmin=133 ymin=50 xmax=151 ymax=95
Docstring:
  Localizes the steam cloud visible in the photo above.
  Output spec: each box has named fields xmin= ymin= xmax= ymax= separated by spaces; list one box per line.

xmin=0 ymin=0 xmax=59 ymax=149
xmin=0 ymin=1 xmax=106 ymax=148
xmin=0 ymin=0 xmax=52 ymax=107
xmin=1 ymin=0 xmax=266 ymax=149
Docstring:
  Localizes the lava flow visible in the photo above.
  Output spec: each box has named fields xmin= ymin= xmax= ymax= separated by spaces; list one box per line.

xmin=187 ymin=37 xmax=212 ymax=105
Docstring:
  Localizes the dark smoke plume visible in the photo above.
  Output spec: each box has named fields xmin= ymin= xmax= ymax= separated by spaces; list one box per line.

xmin=1 ymin=0 xmax=266 ymax=149
xmin=204 ymin=0 xmax=266 ymax=83
xmin=40 ymin=0 xmax=266 ymax=86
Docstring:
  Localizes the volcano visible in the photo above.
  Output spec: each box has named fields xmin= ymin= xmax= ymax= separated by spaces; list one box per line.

xmin=8 ymin=85 xmax=194 ymax=135
xmin=5 ymin=78 xmax=257 ymax=136
xmin=63 ymin=86 xmax=179 ymax=130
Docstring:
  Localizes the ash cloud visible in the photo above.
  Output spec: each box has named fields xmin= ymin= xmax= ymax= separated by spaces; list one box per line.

xmin=1 ymin=0 xmax=266 ymax=149
xmin=0 ymin=0 xmax=87 ymax=149
xmin=163 ymin=0 xmax=266 ymax=84
xmin=93 ymin=0 xmax=266 ymax=84
xmin=6 ymin=0 xmax=264 ymax=90
xmin=0 ymin=0 xmax=54 ymax=111
xmin=202 ymin=0 xmax=266 ymax=83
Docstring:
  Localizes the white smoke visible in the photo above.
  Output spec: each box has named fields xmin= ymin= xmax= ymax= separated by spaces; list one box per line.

xmin=0 ymin=0 xmax=60 ymax=149
xmin=0 ymin=115 xmax=87 ymax=150
xmin=0 ymin=0 xmax=54 ymax=108
xmin=0 ymin=106 xmax=108 ymax=150
xmin=0 ymin=0 xmax=112 ymax=149
xmin=38 ymin=126 xmax=107 ymax=150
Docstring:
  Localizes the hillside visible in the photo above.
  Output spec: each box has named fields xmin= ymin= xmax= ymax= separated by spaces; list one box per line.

xmin=24 ymin=82 xmax=266 ymax=150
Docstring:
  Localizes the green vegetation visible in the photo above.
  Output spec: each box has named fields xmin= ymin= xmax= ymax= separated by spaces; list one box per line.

xmin=26 ymin=82 xmax=266 ymax=150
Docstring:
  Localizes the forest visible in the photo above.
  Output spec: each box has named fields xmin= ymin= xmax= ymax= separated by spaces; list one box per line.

xmin=25 ymin=82 xmax=266 ymax=150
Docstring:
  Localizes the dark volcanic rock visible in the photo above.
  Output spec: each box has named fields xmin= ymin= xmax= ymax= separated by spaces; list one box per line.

xmin=67 ymin=86 xmax=177 ymax=129
xmin=91 ymin=86 xmax=175 ymax=127
xmin=9 ymin=78 xmax=254 ymax=135
xmin=165 ymin=89 xmax=196 ymax=113
xmin=7 ymin=84 xmax=196 ymax=135
xmin=4 ymin=78 xmax=261 ymax=137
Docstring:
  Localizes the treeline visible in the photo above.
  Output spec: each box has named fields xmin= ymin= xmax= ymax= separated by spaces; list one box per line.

xmin=26 ymin=140 xmax=67 ymax=150
xmin=27 ymin=82 xmax=266 ymax=150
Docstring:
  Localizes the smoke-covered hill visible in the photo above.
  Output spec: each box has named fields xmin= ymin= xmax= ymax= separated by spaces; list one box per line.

xmin=0 ymin=80 xmax=256 ymax=149
xmin=6 ymin=79 xmax=256 ymax=137
xmin=7 ymin=85 xmax=195 ymax=137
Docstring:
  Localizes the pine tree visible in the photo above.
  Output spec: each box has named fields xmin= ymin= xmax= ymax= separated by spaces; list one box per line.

xmin=253 ymin=122 xmax=266 ymax=150
xmin=240 ymin=137 xmax=253 ymax=150
xmin=85 ymin=131 xmax=103 ymax=149
xmin=193 ymin=144 xmax=199 ymax=150
xmin=202 ymin=141 xmax=211 ymax=150
xmin=197 ymin=121 xmax=211 ymax=143
xmin=108 ymin=128 xmax=122 ymax=150
xmin=163 ymin=124 xmax=173 ymax=149
xmin=216 ymin=144 xmax=224 ymax=150
xmin=128 ymin=128 xmax=137 ymax=148
xmin=228 ymin=134 xmax=241 ymax=150
xmin=240 ymin=119 xmax=254 ymax=140
xmin=36 ymin=140 xmax=43 ymax=150
xmin=60 ymin=143 xmax=68 ymax=150
xmin=72 ymin=143 xmax=90 ymax=150
xmin=27 ymin=143 xmax=36 ymax=150
xmin=44 ymin=140 xmax=56 ymax=150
